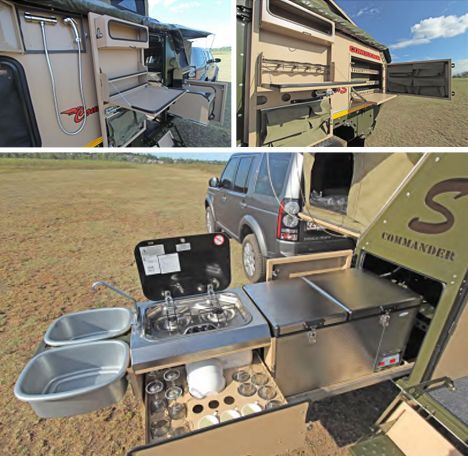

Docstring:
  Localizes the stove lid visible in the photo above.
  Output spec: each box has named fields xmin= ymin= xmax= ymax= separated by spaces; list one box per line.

xmin=135 ymin=233 xmax=230 ymax=301
xmin=243 ymin=278 xmax=348 ymax=336
xmin=308 ymin=269 xmax=422 ymax=319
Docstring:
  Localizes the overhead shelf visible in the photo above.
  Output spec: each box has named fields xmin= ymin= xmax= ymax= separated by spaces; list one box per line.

xmin=263 ymin=79 xmax=367 ymax=92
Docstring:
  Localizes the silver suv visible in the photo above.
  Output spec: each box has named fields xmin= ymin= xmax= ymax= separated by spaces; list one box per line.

xmin=205 ymin=153 xmax=355 ymax=282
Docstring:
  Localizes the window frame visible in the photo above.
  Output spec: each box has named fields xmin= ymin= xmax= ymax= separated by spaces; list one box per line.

xmin=220 ymin=157 xmax=241 ymax=191
xmin=233 ymin=156 xmax=254 ymax=194
xmin=0 ymin=56 xmax=41 ymax=147
xmin=254 ymin=154 xmax=291 ymax=198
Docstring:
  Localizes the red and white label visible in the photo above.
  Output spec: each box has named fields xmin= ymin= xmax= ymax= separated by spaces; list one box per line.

xmin=349 ymin=45 xmax=381 ymax=61
xmin=213 ymin=234 xmax=225 ymax=246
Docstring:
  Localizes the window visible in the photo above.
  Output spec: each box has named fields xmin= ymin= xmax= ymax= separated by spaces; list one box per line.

xmin=221 ymin=157 xmax=240 ymax=190
xmin=111 ymin=0 xmax=146 ymax=16
xmin=0 ymin=57 xmax=40 ymax=147
xmin=255 ymin=154 xmax=290 ymax=197
xmin=191 ymin=47 xmax=207 ymax=68
xmin=234 ymin=157 xmax=254 ymax=193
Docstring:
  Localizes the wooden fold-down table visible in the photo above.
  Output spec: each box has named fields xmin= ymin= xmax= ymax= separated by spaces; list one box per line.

xmin=363 ymin=92 xmax=397 ymax=106
xmin=109 ymin=84 xmax=186 ymax=116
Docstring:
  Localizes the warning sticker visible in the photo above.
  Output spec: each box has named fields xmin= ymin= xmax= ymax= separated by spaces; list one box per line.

xmin=139 ymin=245 xmax=165 ymax=276
xmin=176 ymin=243 xmax=191 ymax=252
xmin=158 ymin=253 xmax=181 ymax=274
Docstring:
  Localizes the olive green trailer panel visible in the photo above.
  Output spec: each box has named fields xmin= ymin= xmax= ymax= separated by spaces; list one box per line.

xmin=387 ymin=60 xmax=453 ymax=100
xmin=355 ymin=153 xmax=468 ymax=385
xmin=302 ymin=153 xmax=421 ymax=234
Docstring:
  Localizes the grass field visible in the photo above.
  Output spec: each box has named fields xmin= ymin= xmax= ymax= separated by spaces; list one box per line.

xmin=0 ymin=158 xmax=397 ymax=455
xmin=212 ymin=48 xmax=231 ymax=83
xmin=367 ymin=78 xmax=468 ymax=147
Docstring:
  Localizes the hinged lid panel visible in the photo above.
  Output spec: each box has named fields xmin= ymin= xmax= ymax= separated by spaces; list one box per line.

xmin=243 ymin=278 xmax=348 ymax=336
xmin=135 ymin=233 xmax=230 ymax=301
xmin=309 ymin=269 xmax=422 ymax=319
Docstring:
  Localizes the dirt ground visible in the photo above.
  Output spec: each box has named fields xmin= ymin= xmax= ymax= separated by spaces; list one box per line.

xmin=0 ymin=158 xmax=399 ymax=455
xmin=367 ymin=79 xmax=468 ymax=147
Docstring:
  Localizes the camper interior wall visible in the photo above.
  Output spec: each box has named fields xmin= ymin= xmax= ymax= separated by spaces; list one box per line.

xmin=4 ymin=6 xmax=101 ymax=146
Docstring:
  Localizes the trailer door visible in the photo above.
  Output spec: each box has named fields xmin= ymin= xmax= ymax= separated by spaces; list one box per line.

xmin=168 ymin=80 xmax=228 ymax=126
xmin=387 ymin=59 xmax=453 ymax=100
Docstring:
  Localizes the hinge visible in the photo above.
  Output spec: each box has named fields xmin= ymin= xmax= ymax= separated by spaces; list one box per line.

xmin=237 ymin=5 xmax=252 ymax=23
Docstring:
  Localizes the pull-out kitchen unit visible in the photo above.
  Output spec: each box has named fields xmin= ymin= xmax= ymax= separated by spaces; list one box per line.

xmin=15 ymin=233 xmax=423 ymax=454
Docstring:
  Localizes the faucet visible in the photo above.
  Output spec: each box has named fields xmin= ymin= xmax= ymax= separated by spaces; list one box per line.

xmin=92 ymin=281 xmax=137 ymax=307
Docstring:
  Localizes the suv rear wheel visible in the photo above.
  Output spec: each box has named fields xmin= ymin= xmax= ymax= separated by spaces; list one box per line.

xmin=206 ymin=206 xmax=216 ymax=233
xmin=242 ymin=234 xmax=266 ymax=283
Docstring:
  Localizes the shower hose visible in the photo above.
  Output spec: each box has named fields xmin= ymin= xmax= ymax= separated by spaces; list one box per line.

xmin=40 ymin=18 xmax=87 ymax=136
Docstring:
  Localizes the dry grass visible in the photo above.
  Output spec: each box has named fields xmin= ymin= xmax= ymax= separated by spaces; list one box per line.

xmin=368 ymin=79 xmax=468 ymax=147
xmin=0 ymin=158 xmax=397 ymax=455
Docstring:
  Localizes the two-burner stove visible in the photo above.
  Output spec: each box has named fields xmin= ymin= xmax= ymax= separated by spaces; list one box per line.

xmin=130 ymin=288 xmax=270 ymax=372
xmin=144 ymin=290 xmax=252 ymax=339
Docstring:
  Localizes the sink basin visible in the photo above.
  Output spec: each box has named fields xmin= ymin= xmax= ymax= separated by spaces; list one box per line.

xmin=14 ymin=340 xmax=129 ymax=417
xmin=44 ymin=307 xmax=133 ymax=346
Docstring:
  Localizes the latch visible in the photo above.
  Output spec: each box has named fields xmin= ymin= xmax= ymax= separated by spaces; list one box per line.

xmin=304 ymin=323 xmax=318 ymax=344
xmin=379 ymin=311 xmax=391 ymax=328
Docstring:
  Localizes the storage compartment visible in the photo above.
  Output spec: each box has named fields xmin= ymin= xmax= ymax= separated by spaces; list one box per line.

xmin=244 ymin=270 xmax=421 ymax=397
xmin=261 ymin=0 xmax=335 ymax=43
xmin=351 ymin=56 xmax=383 ymax=97
xmin=143 ymin=353 xmax=290 ymax=445
xmin=14 ymin=340 xmax=129 ymax=418
xmin=168 ymin=80 xmax=228 ymax=126
xmin=94 ymin=15 xmax=148 ymax=49
xmin=44 ymin=307 xmax=133 ymax=346
xmin=309 ymin=153 xmax=353 ymax=214
xmin=259 ymin=98 xmax=331 ymax=146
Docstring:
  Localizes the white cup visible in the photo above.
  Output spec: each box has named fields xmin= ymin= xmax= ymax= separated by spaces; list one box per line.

xmin=186 ymin=358 xmax=226 ymax=399
xmin=220 ymin=409 xmax=241 ymax=422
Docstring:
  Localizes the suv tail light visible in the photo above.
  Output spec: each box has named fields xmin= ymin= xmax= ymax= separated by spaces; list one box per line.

xmin=277 ymin=200 xmax=300 ymax=241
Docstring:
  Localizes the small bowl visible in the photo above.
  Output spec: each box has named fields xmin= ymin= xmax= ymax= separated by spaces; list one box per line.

xmin=220 ymin=409 xmax=241 ymax=422
xmin=198 ymin=414 xmax=220 ymax=429
xmin=241 ymin=402 xmax=263 ymax=416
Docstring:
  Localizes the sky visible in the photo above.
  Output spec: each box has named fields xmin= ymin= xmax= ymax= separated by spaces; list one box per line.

xmin=148 ymin=0 xmax=232 ymax=48
xmin=336 ymin=1 xmax=468 ymax=74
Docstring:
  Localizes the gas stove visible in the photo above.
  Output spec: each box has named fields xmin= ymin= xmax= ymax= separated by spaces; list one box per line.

xmin=130 ymin=288 xmax=270 ymax=372
xmin=143 ymin=291 xmax=252 ymax=339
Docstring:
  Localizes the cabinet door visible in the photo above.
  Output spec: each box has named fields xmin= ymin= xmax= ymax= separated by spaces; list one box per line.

xmin=387 ymin=59 xmax=453 ymax=100
xmin=128 ymin=401 xmax=309 ymax=456
xmin=168 ymin=80 xmax=228 ymax=125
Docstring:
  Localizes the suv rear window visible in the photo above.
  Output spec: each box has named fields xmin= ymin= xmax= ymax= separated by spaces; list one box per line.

xmin=255 ymin=154 xmax=290 ymax=197
xmin=221 ymin=157 xmax=240 ymax=190
xmin=234 ymin=157 xmax=254 ymax=193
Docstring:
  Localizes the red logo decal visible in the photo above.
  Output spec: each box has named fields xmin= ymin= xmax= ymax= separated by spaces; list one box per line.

xmin=61 ymin=105 xmax=99 ymax=124
xmin=213 ymin=234 xmax=225 ymax=246
xmin=349 ymin=45 xmax=381 ymax=61
xmin=339 ymin=87 xmax=347 ymax=94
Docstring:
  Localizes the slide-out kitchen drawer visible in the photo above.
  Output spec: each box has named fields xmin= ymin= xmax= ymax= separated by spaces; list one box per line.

xmin=130 ymin=354 xmax=309 ymax=456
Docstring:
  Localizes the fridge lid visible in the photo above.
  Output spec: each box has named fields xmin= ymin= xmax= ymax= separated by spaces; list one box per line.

xmin=243 ymin=278 xmax=348 ymax=336
xmin=308 ymin=269 xmax=422 ymax=319
xmin=134 ymin=233 xmax=230 ymax=301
